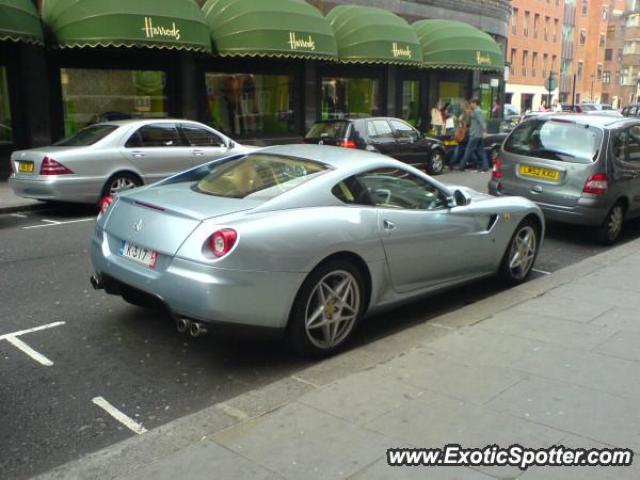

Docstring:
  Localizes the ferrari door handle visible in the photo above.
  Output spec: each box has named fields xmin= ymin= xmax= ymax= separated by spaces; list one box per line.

xmin=131 ymin=151 xmax=145 ymax=158
xmin=383 ymin=219 xmax=396 ymax=230
xmin=193 ymin=149 xmax=205 ymax=156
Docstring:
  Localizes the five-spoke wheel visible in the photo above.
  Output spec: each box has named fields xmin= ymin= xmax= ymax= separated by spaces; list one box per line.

xmin=499 ymin=219 xmax=540 ymax=285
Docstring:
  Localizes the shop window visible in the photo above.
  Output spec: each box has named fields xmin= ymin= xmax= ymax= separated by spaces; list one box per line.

xmin=60 ymin=68 xmax=167 ymax=137
xmin=205 ymin=73 xmax=295 ymax=138
xmin=0 ymin=66 xmax=12 ymax=145
xmin=321 ymin=77 xmax=381 ymax=121
xmin=400 ymin=80 xmax=420 ymax=126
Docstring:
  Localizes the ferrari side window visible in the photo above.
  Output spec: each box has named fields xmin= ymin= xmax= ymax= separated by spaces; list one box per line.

xmin=356 ymin=168 xmax=447 ymax=210
xmin=331 ymin=176 xmax=373 ymax=206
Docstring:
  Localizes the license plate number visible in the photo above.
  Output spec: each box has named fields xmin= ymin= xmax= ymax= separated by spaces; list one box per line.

xmin=18 ymin=161 xmax=34 ymax=173
xmin=119 ymin=241 xmax=158 ymax=269
xmin=519 ymin=165 xmax=561 ymax=181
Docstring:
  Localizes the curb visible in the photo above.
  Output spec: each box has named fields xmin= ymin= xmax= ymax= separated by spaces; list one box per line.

xmin=0 ymin=202 xmax=47 ymax=215
xmin=34 ymin=236 xmax=640 ymax=480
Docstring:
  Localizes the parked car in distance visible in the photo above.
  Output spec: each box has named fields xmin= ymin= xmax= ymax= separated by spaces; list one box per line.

xmin=91 ymin=144 xmax=544 ymax=357
xmin=621 ymin=104 xmax=640 ymax=117
xmin=304 ymin=117 xmax=447 ymax=175
xmin=503 ymin=103 xmax=521 ymax=123
xmin=9 ymin=119 xmax=254 ymax=204
xmin=489 ymin=114 xmax=640 ymax=244
xmin=580 ymin=103 xmax=613 ymax=112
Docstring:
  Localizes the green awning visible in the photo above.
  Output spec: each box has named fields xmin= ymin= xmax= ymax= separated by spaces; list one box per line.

xmin=0 ymin=0 xmax=44 ymax=45
xmin=42 ymin=0 xmax=211 ymax=52
xmin=412 ymin=20 xmax=504 ymax=71
xmin=326 ymin=5 xmax=422 ymax=65
xmin=202 ymin=0 xmax=338 ymax=60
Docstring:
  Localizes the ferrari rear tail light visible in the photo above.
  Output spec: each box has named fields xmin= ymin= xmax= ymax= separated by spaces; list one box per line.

xmin=492 ymin=157 xmax=503 ymax=179
xmin=338 ymin=139 xmax=357 ymax=149
xmin=208 ymin=228 xmax=238 ymax=258
xmin=98 ymin=196 xmax=114 ymax=216
xmin=583 ymin=173 xmax=608 ymax=195
xmin=40 ymin=156 xmax=74 ymax=175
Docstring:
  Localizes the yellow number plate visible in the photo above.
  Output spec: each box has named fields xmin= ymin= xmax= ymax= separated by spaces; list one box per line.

xmin=18 ymin=161 xmax=34 ymax=173
xmin=519 ymin=165 xmax=561 ymax=181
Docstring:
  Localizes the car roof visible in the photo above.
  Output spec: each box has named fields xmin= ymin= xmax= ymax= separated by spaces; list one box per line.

xmin=255 ymin=144 xmax=397 ymax=171
xmin=531 ymin=113 xmax=636 ymax=129
xmin=96 ymin=118 xmax=208 ymax=128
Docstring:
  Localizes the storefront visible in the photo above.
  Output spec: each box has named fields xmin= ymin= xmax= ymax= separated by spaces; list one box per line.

xmin=412 ymin=19 xmax=505 ymax=134
xmin=200 ymin=0 xmax=337 ymax=142
xmin=0 ymin=0 xmax=44 ymax=163
xmin=322 ymin=5 xmax=422 ymax=123
xmin=41 ymin=0 xmax=211 ymax=139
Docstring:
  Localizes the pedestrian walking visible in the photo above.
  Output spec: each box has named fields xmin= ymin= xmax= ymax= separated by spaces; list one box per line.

xmin=430 ymin=102 xmax=445 ymax=136
xmin=458 ymin=99 xmax=490 ymax=172
xmin=448 ymin=100 xmax=471 ymax=170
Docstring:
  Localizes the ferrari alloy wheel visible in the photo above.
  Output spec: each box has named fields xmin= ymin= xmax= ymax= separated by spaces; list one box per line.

xmin=498 ymin=219 xmax=539 ymax=285
xmin=595 ymin=203 xmax=625 ymax=246
xmin=288 ymin=261 xmax=365 ymax=357
xmin=427 ymin=150 xmax=445 ymax=175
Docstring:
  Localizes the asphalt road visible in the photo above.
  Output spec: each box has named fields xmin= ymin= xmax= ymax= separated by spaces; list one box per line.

xmin=2 ymin=180 xmax=640 ymax=479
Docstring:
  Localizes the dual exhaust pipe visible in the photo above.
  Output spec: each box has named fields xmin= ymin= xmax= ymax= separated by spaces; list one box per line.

xmin=176 ymin=318 xmax=208 ymax=338
xmin=91 ymin=275 xmax=207 ymax=338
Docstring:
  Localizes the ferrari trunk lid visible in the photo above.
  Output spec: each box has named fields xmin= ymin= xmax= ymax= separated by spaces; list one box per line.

xmin=105 ymin=184 xmax=259 ymax=255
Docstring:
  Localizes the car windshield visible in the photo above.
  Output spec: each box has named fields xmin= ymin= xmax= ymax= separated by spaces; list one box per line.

xmin=504 ymin=119 xmax=603 ymax=163
xmin=54 ymin=124 xmax=119 ymax=146
xmin=195 ymin=154 xmax=329 ymax=199
xmin=306 ymin=121 xmax=349 ymax=139
xmin=580 ymin=104 xmax=597 ymax=111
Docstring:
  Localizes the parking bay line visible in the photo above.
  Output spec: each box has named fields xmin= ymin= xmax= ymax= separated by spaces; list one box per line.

xmin=532 ymin=268 xmax=552 ymax=275
xmin=0 ymin=321 xmax=65 ymax=366
xmin=23 ymin=218 xmax=95 ymax=229
xmin=92 ymin=396 xmax=147 ymax=435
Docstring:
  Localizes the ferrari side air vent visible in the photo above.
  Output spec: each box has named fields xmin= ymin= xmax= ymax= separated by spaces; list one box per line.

xmin=487 ymin=214 xmax=499 ymax=231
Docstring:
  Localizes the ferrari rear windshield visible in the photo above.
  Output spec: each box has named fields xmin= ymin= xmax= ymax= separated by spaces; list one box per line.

xmin=195 ymin=154 xmax=329 ymax=199
xmin=54 ymin=124 xmax=119 ymax=146
xmin=504 ymin=119 xmax=603 ymax=164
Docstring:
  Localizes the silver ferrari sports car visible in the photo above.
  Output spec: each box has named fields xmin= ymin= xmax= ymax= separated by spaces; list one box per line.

xmin=90 ymin=145 xmax=544 ymax=357
xmin=9 ymin=119 xmax=253 ymax=204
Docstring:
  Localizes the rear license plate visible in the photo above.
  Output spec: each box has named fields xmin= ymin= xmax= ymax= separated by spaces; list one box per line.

xmin=119 ymin=241 xmax=158 ymax=269
xmin=18 ymin=161 xmax=34 ymax=173
xmin=519 ymin=165 xmax=561 ymax=181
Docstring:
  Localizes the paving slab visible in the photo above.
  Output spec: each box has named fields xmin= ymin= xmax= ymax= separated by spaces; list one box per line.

xmin=591 ymin=306 xmax=640 ymax=333
xmin=213 ymin=402 xmax=390 ymax=480
xmin=510 ymin=292 xmax=612 ymax=323
xmin=382 ymin=347 xmax=527 ymax=405
xmin=593 ymin=330 xmax=640 ymax=362
xmin=488 ymin=377 xmax=640 ymax=452
xmin=350 ymin=457 xmax=496 ymax=480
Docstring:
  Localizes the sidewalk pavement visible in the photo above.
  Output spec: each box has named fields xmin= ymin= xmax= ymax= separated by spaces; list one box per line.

xmin=0 ymin=180 xmax=42 ymax=214
xmin=37 ymin=220 xmax=640 ymax=480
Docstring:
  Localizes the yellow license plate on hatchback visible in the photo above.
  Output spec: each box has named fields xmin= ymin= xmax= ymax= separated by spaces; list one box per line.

xmin=519 ymin=165 xmax=561 ymax=181
xmin=18 ymin=161 xmax=34 ymax=173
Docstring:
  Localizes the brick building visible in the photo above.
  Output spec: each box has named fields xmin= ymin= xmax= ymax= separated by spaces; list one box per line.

xmin=506 ymin=0 xmax=564 ymax=112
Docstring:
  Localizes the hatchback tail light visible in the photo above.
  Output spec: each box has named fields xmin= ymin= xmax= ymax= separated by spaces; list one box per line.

xmin=338 ymin=139 xmax=357 ymax=149
xmin=492 ymin=157 xmax=503 ymax=179
xmin=40 ymin=156 xmax=74 ymax=175
xmin=208 ymin=228 xmax=238 ymax=258
xmin=583 ymin=173 xmax=608 ymax=195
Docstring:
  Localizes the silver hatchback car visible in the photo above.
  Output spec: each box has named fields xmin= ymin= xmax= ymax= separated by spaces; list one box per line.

xmin=489 ymin=114 xmax=640 ymax=244
xmin=9 ymin=119 xmax=253 ymax=204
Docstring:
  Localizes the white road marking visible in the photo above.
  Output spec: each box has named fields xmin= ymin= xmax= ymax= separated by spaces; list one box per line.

xmin=0 ymin=321 xmax=65 ymax=366
xmin=0 ymin=321 xmax=66 ymax=341
xmin=92 ymin=396 xmax=148 ymax=435
xmin=42 ymin=219 xmax=60 ymax=224
xmin=10 ymin=213 xmax=27 ymax=218
xmin=5 ymin=336 xmax=54 ymax=366
xmin=532 ymin=268 xmax=552 ymax=276
xmin=23 ymin=217 xmax=94 ymax=229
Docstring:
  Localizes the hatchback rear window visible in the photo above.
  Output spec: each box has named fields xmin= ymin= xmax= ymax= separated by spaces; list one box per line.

xmin=195 ymin=154 xmax=329 ymax=199
xmin=305 ymin=122 xmax=349 ymax=139
xmin=504 ymin=119 xmax=602 ymax=163
xmin=54 ymin=125 xmax=118 ymax=146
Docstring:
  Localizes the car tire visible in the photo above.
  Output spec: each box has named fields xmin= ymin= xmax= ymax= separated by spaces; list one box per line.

xmin=595 ymin=202 xmax=625 ymax=246
xmin=498 ymin=218 xmax=540 ymax=286
xmin=287 ymin=260 xmax=366 ymax=358
xmin=101 ymin=173 xmax=142 ymax=198
xmin=426 ymin=149 xmax=445 ymax=175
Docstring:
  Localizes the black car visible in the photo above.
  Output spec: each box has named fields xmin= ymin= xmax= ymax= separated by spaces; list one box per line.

xmin=304 ymin=117 xmax=447 ymax=175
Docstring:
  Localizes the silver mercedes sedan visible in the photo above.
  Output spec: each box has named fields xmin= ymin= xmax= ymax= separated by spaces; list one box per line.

xmin=91 ymin=145 xmax=544 ymax=357
xmin=9 ymin=119 xmax=254 ymax=204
